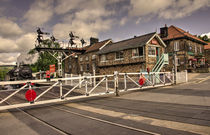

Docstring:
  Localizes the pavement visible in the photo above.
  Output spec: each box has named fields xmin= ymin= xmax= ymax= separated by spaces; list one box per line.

xmin=0 ymin=73 xmax=210 ymax=135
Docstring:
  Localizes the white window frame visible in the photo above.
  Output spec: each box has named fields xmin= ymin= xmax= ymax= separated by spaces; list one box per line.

xmin=80 ymin=57 xmax=83 ymax=62
xmin=174 ymin=41 xmax=179 ymax=51
xmin=148 ymin=46 xmax=156 ymax=57
xmin=115 ymin=51 xmax=124 ymax=60
xmin=132 ymin=47 xmax=144 ymax=58
xmin=200 ymin=46 xmax=202 ymax=53
xmin=92 ymin=55 xmax=96 ymax=60
xmin=100 ymin=54 xmax=107 ymax=62
xmin=195 ymin=45 xmax=197 ymax=53
xmin=80 ymin=65 xmax=83 ymax=71
xmin=85 ymin=56 xmax=89 ymax=61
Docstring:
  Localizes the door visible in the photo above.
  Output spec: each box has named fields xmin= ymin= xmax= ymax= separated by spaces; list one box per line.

xmin=156 ymin=47 xmax=160 ymax=61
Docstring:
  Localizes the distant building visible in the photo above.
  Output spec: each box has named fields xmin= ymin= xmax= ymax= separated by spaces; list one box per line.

xmin=65 ymin=38 xmax=112 ymax=75
xmin=204 ymin=42 xmax=210 ymax=66
xmin=97 ymin=32 xmax=166 ymax=74
xmin=160 ymin=25 xmax=207 ymax=71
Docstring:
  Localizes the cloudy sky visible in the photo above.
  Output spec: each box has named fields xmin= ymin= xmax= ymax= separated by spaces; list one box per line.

xmin=0 ymin=0 xmax=210 ymax=65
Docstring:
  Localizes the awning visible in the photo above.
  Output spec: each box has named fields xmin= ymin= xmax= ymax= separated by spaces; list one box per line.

xmin=188 ymin=58 xmax=197 ymax=61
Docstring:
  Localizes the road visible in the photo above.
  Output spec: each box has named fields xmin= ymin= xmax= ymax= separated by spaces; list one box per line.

xmin=0 ymin=73 xmax=210 ymax=135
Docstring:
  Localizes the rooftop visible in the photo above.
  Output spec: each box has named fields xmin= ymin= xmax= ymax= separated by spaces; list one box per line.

xmin=98 ymin=32 xmax=156 ymax=54
xmin=162 ymin=25 xmax=207 ymax=45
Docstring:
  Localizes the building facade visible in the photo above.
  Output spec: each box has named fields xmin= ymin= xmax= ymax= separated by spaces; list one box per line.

xmin=65 ymin=38 xmax=112 ymax=75
xmin=97 ymin=32 xmax=166 ymax=74
xmin=204 ymin=43 xmax=210 ymax=66
xmin=160 ymin=25 xmax=207 ymax=71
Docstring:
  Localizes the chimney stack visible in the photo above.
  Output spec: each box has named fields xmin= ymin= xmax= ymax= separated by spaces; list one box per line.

xmin=160 ymin=24 xmax=168 ymax=38
xmin=90 ymin=37 xmax=99 ymax=46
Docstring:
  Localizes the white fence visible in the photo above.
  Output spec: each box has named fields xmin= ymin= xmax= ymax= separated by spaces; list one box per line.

xmin=0 ymin=72 xmax=174 ymax=110
xmin=176 ymin=70 xmax=188 ymax=84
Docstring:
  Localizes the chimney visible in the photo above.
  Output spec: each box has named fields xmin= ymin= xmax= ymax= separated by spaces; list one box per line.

xmin=90 ymin=37 xmax=99 ymax=45
xmin=160 ymin=24 xmax=168 ymax=38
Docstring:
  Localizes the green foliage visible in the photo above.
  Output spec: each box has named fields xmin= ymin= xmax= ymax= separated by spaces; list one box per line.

xmin=198 ymin=35 xmax=210 ymax=42
xmin=28 ymin=39 xmax=60 ymax=72
xmin=0 ymin=67 xmax=13 ymax=81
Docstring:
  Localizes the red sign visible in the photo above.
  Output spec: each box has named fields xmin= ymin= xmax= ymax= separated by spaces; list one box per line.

xmin=139 ymin=78 xmax=145 ymax=86
xmin=25 ymin=89 xmax=36 ymax=102
xmin=49 ymin=64 xmax=55 ymax=73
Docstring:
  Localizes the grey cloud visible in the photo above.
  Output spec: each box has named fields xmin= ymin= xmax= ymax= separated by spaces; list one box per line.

xmin=0 ymin=17 xmax=23 ymax=38
xmin=23 ymin=0 xmax=54 ymax=28
xmin=129 ymin=0 xmax=210 ymax=21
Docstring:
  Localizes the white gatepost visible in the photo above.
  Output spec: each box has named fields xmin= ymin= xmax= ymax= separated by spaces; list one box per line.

xmin=70 ymin=74 xmax=73 ymax=85
xmin=185 ymin=70 xmax=188 ymax=82
xmin=79 ymin=74 xmax=82 ymax=88
xmin=93 ymin=70 xmax=96 ymax=86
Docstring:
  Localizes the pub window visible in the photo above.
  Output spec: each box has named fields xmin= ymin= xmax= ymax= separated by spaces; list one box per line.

xmin=148 ymin=46 xmax=156 ymax=56
xmin=174 ymin=41 xmax=179 ymax=51
xmin=92 ymin=55 xmax=96 ymax=59
xmin=85 ymin=56 xmax=89 ymax=61
xmin=115 ymin=51 xmax=124 ymax=60
xmin=86 ymin=64 xmax=89 ymax=71
xmin=80 ymin=65 xmax=83 ymax=71
xmin=200 ymin=46 xmax=202 ymax=53
xmin=195 ymin=46 xmax=197 ymax=53
xmin=80 ymin=57 xmax=83 ymax=61
xmin=100 ymin=54 xmax=107 ymax=62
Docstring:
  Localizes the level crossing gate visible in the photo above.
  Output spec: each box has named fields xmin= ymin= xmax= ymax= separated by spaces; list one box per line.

xmin=0 ymin=72 xmax=174 ymax=111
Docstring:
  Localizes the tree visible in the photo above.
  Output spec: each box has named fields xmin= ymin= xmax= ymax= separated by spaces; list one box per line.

xmin=198 ymin=35 xmax=210 ymax=42
xmin=28 ymin=39 xmax=60 ymax=72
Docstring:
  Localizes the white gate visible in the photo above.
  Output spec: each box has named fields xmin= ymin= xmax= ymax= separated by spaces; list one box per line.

xmin=0 ymin=72 xmax=174 ymax=111
xmin=176 ymin=70 xmax=188 ymax=84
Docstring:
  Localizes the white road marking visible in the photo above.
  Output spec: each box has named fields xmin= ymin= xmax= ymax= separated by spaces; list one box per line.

xmin=65 ymin=103 xmax=210 ymax=135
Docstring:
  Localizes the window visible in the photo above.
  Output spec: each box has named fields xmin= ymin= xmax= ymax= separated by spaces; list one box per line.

xmin=100 ymin=55 xmax=107 ymax=62
xmin=80 ymin=57 xmax=83 ymax=61
xmin=85 ymin=56 xmax=89 ymax=61
xmin=174 ymin=41 xmax=179 ymax=51
xmin=132 ymin=47 xmax=143 ymax=57
xmin=195 ymin=46 xmax=197 ymax=53
xmin=132 ymin=48 xmax=138 ymax=57
xmin=80 ymin=65 xmax=83 ymax=71
xmin=200 ymin=46 xmax=202 ymax=53
xmin=86 ymin=64 xmax=89 ymax=71
xmin=115 ymin=51 xmax=124 ymax=60
xmin=148 ymin=46 xmax=156 ymax=56
xmin=188 ymin=46 xmax=192 ymax=52
xmin=92 ymin=55 xmax=96 ymax=59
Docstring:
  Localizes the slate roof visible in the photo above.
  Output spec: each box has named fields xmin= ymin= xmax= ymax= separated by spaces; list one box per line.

xmin=98 ymin=32 xmax=156 ymax=54
xmin=85 ymin=39 xmax=111 ymax=53
xmin=162 ymin=25 xmax=207 ymax=45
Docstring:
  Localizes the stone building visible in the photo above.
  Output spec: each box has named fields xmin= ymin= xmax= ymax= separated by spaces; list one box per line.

xmin=160 ymin=25 xmax=207 ymax=71
xmin=64 ymin=38 xmax=112 ymax=75
xmin=97 ymin=32 xmax=166 ymax=74
xmin=78 ymin=39 xmax=112 ymax=75
xmin=204 ymin=43 xmax=210 ymax=65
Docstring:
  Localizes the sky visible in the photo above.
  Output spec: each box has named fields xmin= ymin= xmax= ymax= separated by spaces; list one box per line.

xmin=0 ymin=0 xmax=210 ymax=65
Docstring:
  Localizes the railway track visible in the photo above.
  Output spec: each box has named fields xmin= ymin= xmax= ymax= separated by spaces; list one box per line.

xmin=0 ymin=90 xmax=160 ymax=135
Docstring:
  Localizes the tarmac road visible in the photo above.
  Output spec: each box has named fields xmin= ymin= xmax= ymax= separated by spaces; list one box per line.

xmin=0 ymin=73 xmax=210 ymax=135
